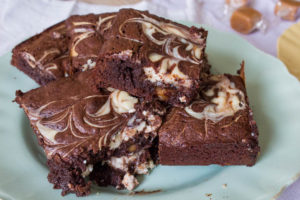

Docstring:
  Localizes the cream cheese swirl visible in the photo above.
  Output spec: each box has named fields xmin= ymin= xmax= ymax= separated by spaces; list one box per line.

xmin=118 ymin=11 xmax=205 ymax=88
xmin=26 ymin=90 xmax=139 ymax=159
xmin=185 ymin=75 xmax=246 ymax=123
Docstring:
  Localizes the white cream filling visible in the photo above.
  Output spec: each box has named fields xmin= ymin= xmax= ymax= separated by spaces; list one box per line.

xmin=86 ymin=90 xmax=137 ymax=118
xmin=185 ymin=76 xmax=246 ymax=123
xmin=108 ymin=150 xmax=154 ymax=174
xmin=135 ymin=160 xmax=155 ymax=174
xmin=179 ymin=96 xmax=187 ymax=103
xmin=108 ymin=130 xmax=123 ymax=149
xmin=122 ymin=173 xmax=138 ymax=191
xmin=36 ymin=121 xmax=59 ymax=143
xmin=81 ymin=164 xmax=93 ymax=177
xmin=111 ymin=90 xmax=138 ymax=114
xmin=144 ymin=63 xmax=192 ymax=88
xmin=81 ymin=59 xmax=96 ymax=71
xmin=74 ymin=28 xmax=89 ymax=33
xmin=109 ymin=119 xmax=147 ymax=149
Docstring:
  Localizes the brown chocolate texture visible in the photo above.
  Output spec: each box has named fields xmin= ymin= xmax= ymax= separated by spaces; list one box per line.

xmin=11 ymin=21 xmax=69 ymax=85
xmin=66 ymin=13 xmax=116 ymax=71
xmin=11 ymin=9 xmax=260 ymax=197
xmin=15 ymin=71 xmax=165 ymax=196
xmin=158 ymin=68 xmax=259 ymax=166
xmin=95 ymin=8 xmax=209 ymax=107
xmin=11 ymin=12 xmax=116 ymax=85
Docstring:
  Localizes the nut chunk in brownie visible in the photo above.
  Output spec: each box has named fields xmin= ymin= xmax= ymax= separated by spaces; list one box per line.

xmin=15 ymin=71 xmax=165 ymax=196
xmin=96 ymin=8 xmax=209 ymax=106
xmin=159 ymin=64 xmax=260 ymax=166
xmin=11 ymin=21 xmax=69 ymax=85
xmin=66 ymin=13 xmax=116 ymax=71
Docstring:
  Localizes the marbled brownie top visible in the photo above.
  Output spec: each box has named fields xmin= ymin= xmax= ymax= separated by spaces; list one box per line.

xmin=15 ymin=71 xmax=164 ymax=162
xmin=100 ymin=8 xmax=208 ymax=91
xmin=12 ymin=21 xmax=69 ymax=82
xmin=11 ymin=13 xmax=117 ymax=85
xmin=66 ymin=13 xmax=116 ymax=71
xmin=159 ymin=66 xmax=259 ymax=148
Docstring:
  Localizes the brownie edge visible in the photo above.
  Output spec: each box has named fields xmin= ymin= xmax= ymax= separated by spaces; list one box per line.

xmin=95 ymin=8 xmax=209 ymax=107
xmin=158 ymin=63 xmax=260 ymax=166
xmin=11 ymin=21 xmax=69 ymax=85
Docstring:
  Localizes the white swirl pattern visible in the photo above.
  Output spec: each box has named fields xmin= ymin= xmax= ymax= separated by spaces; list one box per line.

xmin=27 ymin=90 xmax=140 ymax=159
xmin=22 ymin=49 xmax=63 ymax=76
xmin=70 ymin=14 xmax=116 ymax=58
xmin=21 ymin=24 xmax=67 ymax=77
xmin=119 ymin=12 xmax=205 ymax=88
xmin=185 ymin=75 xmax=246 ymax=123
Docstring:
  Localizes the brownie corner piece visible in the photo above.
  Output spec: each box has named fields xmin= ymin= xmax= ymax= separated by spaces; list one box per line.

xmin=158 ymin=64 xmax=260 ymax=166
xmin=66 ymin=12 xmax=116 ymax=72
xmin=15 ymin=70 xmax=165 ymax=196
xmin=11 ymin=21 xmax=69 ymax=85
xmin=95 ymin=8 xmax=209 ymax=107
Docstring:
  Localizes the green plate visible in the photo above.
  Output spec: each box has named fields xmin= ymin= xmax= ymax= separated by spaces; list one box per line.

xmin=1 ymin=23 xmax=300 ymax=200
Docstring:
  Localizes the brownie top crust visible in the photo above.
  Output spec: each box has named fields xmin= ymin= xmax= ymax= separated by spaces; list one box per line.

xmin=159 ymin=68 xmax=259 ymax=148
xmin=100 ymin=8 xmax=208 ymax=91
xmin=66 ymin=13 xmax=116 ymax=71
xmin=15 ymin=71 xmax=164 ymax=162
xmin=12 ymin=21 xmax=69 ymax=82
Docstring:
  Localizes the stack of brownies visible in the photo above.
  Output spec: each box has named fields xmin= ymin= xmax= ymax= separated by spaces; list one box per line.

xmin=12 ymin=9 xmax=260 ymax=196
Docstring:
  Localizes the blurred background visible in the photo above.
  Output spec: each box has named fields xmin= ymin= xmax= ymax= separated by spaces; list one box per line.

xmin=0 ymin=0 xmax=299 ymax=199
xmin=0 ymin=0 xmax=299 ymax=57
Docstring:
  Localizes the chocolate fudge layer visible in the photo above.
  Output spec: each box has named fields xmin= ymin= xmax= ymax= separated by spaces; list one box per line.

xmin=11 ymin=21 xmax=69 ymax=85
xmin=159 ymin=65 xmax=260 ymax=166
xmin=95 ymin=8 xmax=209 ymax=106
xmin=15 ymin=71 xmax=165 ymax=196
xmin=66 ymin=13 xmax=116 ymax=71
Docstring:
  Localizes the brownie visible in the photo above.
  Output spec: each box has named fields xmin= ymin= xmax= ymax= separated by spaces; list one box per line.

xmin=66 ymin=13 xmax=116 ymax=71
xmin=11 ymin=21 xmax=70 ymax=85
xmin=11 ymin=13 xmax=117 ymax=86
xmin=15 ymin=71 xmax=165 ymax=196
xmin=158 ymin=64 xmax=260 ymax=166
xmin=95 ymin=8 xmax=209 ymax=107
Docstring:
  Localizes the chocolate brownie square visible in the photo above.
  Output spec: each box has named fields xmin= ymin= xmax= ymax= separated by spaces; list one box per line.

xmin=15 ymin=71 xmax=165 ymax=196
xmin=95 ymin=8 xmax=209 ymax=106
xmin=11 ymin=21 xmax=69 ymax=85
xmin=66 ymin=13 xmax=116 ymax=71
xmin=158 ymin=64 xmax=260 ymax=166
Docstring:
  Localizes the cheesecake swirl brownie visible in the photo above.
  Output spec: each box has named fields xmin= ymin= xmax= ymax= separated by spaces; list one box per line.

xmin=11 ymin=13 xmax=117 ymax=85
xmin=11 ymin=9 xmax=261 ymax=197
xmin=66 ymin=13 xmax=116 ymax=72
xmin=11 ymin=21 xmax=69 ymax=85
xmin=159 ymin=64 xmax=260 ymax=166
xmin=96 ymin=8 xmax=209 ymax=106
xmin=15 ymin=71 xmax=165 ymax=196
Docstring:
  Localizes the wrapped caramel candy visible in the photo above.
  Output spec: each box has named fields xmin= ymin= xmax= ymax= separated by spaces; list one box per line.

xmin=274 ymin=0 xmax=300 ymax=21
xmin=224 ymin=0 xmax=251 ymax=17
xmin=225 ymin=0 xmax=250 ymax=8
xmin=230 ymin=6 xmax=266 ymax=34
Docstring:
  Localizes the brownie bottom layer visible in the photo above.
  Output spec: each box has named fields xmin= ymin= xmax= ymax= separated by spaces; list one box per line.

xmin=47 ymin=156 xmax=92 ymax=196
xmin=89 ymin=163 xmax=126 ymax=189
xmin=47 ymin=146 xmax=156 ymax=196
xmin=159 ymin=143 xmax=259 ymax=166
